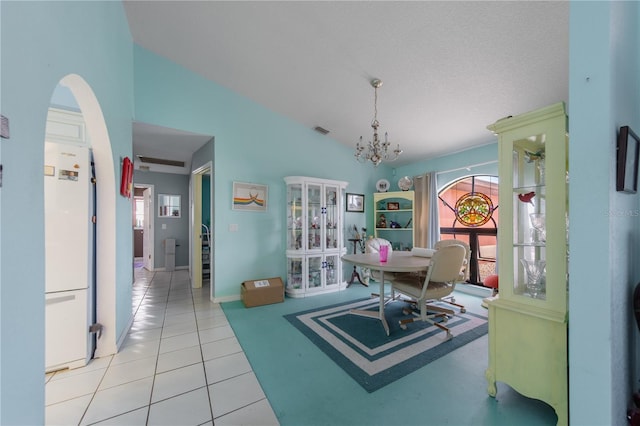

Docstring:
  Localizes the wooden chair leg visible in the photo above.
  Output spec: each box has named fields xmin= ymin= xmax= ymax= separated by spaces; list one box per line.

xmin=425 ymin=304 xmax=455 ymax=316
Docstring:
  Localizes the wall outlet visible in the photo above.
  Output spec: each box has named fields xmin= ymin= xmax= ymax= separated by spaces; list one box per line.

xmin=162 ymin=223 xmax=167 ymax=230
xmin=229 ymin=223 xmax=238 ymax=232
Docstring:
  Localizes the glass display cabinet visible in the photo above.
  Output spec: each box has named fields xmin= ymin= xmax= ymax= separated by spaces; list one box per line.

xmin=485 ymin=102 xmax=568 ymax=426
xmin=373 ymin=190 xmax=415 ymax=251
xmin=284 ymin=176 xmax=348 ymax=297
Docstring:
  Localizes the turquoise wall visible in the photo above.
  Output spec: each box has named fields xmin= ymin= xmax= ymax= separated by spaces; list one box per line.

xmin=0 ymin=1 xmax=133 ymax=423
xmin=393 ymin=143 xmax=499 ymax=191
xmin=133 ymin=46 xmax=382 ymax=299
xmin=569 ymin=1 xmax=640 ymax=424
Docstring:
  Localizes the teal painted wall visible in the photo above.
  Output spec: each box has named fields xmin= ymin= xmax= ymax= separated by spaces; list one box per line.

xmin=0 ymin=1 xmax=133 ymax=423
xmin=393 ymin=143 xmax=499 ymax=191
xmin=569 ymin=1 xmax=640 ymax=424
xmin=134 ymin=171 xmax=190 ymax=269
xmin=133 ymin=46 xmax=379 ymax=298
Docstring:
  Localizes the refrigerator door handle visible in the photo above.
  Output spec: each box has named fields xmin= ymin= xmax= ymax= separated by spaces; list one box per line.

xmin=45 ymin=294 xmax=76 ymax=305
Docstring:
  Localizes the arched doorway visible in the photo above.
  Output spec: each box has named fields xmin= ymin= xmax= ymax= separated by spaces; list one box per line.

xmin=49 ymin=74 xmax=118 ymax=358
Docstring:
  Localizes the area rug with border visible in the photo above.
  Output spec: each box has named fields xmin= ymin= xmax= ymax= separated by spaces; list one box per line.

xmin=284 ymin=297 xmax=487 ymax=392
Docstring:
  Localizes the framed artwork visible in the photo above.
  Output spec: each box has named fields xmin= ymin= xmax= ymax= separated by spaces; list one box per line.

xmin=232 ymin=181 xmax=268 ymax=211
xmin=346 ymin=193 xmax=365 ymax=212
xmin=387 ymin=202 xmax=400 ymax=210
xmin=617 ymin=126 xmax=640 ymax=193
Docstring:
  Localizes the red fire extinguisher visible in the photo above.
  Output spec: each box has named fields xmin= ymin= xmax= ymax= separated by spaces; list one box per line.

xmin=120 ymin=156 xmax=133 ymax=198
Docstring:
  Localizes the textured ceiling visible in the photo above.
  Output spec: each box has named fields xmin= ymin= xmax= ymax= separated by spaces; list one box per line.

xmin=125 ymin=1 xmax=569 ymax=168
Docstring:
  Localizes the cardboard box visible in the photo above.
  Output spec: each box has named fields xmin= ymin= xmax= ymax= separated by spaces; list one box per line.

xmin=241 ymin=277 xmax=284 ymax=308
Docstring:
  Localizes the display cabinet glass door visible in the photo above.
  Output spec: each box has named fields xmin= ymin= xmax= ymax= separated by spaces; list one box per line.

xmin=287 ymin=256 xmax=304 ymax=292
xmin=513 ymin=135 xmax=547 ymax=300
xmin=306 ymin=254 xmax=340 ymax=292
xmin=307 ymin=183 xmax=322 ymax=251
xmin=287 ymin=183 xmax=303 ymax=250
xmin=324 ymin=184 xmax=339 ymax=250
xmin=307 ymin=255 xmax=323 ymax=290
xmin=324 ymin=254 xmax=339 ymax=288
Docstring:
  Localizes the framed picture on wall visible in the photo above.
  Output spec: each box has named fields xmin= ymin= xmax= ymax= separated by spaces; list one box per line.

xmin=346 ymin=193 xmax=364 ymax=213
xmin=617 ymin=126 xmax=640 ymax=193
xmin=232 ymin=181 xmax=268 ymax=211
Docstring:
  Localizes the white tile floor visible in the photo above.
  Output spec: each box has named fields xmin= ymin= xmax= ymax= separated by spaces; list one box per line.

xmin=45 ymin=268 xmax=279 ymax=426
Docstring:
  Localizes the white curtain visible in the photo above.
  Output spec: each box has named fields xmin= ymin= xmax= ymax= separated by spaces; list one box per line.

xmin=413 ymin=171 xmax=440 ymax=248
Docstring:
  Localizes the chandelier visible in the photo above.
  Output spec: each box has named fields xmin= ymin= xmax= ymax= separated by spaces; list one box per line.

xmin=355 ymin=79 xmax=402 ymax=166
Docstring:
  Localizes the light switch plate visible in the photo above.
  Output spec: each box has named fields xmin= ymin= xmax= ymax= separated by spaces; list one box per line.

xmin=1 ymin=115 xmax=9 ymax=139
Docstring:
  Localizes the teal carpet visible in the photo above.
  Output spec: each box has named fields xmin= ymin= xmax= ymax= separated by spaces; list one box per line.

xmin=284 ymin=297 xmax=487 ymax=392
xmin=222 ymin=286 xmax=558 ymax=426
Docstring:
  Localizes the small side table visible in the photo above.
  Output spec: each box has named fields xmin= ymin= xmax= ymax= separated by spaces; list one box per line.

xmin=346 ymin=239 xmax=367 ymax=287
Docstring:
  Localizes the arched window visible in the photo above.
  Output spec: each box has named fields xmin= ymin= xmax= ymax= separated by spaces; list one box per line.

xmin=438 ymin=175 xmax=499 ymax=285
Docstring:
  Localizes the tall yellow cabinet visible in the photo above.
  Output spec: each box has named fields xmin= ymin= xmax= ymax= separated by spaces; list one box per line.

xmin=485 ymin=103 xmax=568 ymax=426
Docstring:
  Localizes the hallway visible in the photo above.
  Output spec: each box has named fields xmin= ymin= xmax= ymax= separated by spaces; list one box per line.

xmin=45 ymin=268 xmax=279 ymax=425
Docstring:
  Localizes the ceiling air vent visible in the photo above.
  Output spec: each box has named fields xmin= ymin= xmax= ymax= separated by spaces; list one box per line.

xmin=314 ymin=126 xmax=330 ymax=135
xmin=137 ymin=156 xmax=185 ymax=168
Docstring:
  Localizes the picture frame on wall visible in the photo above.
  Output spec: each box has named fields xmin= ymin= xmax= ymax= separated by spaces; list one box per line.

xmin=346 ymin=193 xmax=365 ymax=213
xmin=616 ymin=126 xmax=640 ymax=193
xmin=232 ymin=181 xmax=268 ymax=211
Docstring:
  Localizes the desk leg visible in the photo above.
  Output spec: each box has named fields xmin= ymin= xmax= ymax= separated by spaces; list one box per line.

xmin=347 ymin=265 xmax=367 ymax=287
xmin=349 ymin=271 xmax=390 ymax=335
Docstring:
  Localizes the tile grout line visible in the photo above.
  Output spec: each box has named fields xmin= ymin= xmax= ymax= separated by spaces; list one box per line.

xmin=143 ymin=270 xmax=172 ymax=425
xmin=191 ymin=280 xmax=216 ymax=424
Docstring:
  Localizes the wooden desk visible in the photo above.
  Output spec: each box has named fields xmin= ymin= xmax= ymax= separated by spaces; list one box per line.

xmin=341 ymin=252 xmax=431 ymax=335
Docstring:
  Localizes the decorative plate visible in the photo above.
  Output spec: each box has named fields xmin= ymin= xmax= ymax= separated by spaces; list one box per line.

xmin=376 ymin=179 xmax=390 ymax=192
xmin=398 ymin=176 xmax=413 ymax=191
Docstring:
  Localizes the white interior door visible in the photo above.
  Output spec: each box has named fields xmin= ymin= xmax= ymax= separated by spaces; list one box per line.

xmin=192 ymin=174 xmax=203 ymax=288
xmin=143 ymin=186 xmax=154 ymax=270
xmin=191 ymin=163 xmax=212 ymax=291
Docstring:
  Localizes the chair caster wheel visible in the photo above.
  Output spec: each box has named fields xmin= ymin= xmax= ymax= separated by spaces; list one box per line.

xmin=460 ymin=308 xmax=467 ymax=313
xmin=400 ymin=324 xmax=407 ymax=330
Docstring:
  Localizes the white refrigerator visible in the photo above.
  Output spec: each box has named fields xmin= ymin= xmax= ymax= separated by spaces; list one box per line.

xmin=44 ymin=141 xmax=94 ymax=372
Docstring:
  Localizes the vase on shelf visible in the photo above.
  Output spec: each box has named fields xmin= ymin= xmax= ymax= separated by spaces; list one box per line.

xmin=537 ymin=158 xmax=546 ymax=185
xmin=521 ymin=259 xmax=546 ymax=299
xmin=529 ymin=213 xmax=546 ymax=243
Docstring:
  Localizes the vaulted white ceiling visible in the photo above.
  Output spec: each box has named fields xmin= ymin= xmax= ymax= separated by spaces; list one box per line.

xmin=125 ymin=1 xmax=569 ymax=168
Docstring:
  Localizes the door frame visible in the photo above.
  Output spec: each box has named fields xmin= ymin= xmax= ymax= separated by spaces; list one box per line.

xmin=190 ymin=162 xmax=212 ymax=293
xmin=134 ymin=184 xmax=154 ymax=271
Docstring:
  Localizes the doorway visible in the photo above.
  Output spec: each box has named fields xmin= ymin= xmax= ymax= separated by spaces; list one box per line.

xmin=191 ymin=163 xmax=213 ymax=294
xmin=45 ymin=74 xmax=118 ymax=365
xmin=133 ymin=184 xmax=154 ymax=271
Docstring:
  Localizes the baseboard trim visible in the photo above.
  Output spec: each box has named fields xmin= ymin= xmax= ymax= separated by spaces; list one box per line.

xmin=213 ymin=294 xmax=241 ymax=304
xmin=117 ymin=312 xmax=134 ymax=351
xmin=456 ymin=283 xmax=492 ymax=298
